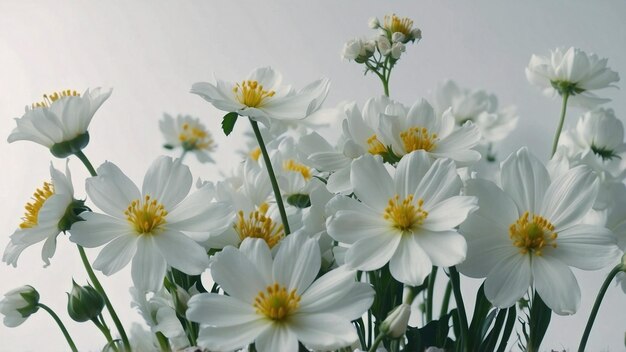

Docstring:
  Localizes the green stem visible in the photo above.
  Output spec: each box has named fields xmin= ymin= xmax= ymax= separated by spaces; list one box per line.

xmin=248 ymin=118 xmax=291 ymax=235
xmin=368 ymin=333 xmax=385 ymax=352
xmin=426 ymin=266 xmax=438 ymax=322
xmin=440 ymin=280 xmax=452 ymax=319
xmin=449 ymin=266 xmax=469 ymax=351
xmin=180 ymin=149 xmax=188 ymax=162
xmin=578 ymin=265 xmax=622 ymax=352
xmin=38 ymin=303 xmax=78 ymax=352
xmin=92 ymin=316 xmax=118 ymax=352
xmin=74 ymin=151 xmax=131 ymax=351
xmin=551 ymin=92 xmax=570 ymax=157
xmin=156 ymin=331 xmax=170 ymax=352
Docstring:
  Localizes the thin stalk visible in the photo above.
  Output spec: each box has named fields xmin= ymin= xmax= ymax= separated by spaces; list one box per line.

xmin=248 ymin=118 xmax=291 ymax=234
xmin=578 ymin=265 xmax=622 ymax=352
xmin=74 ymin=150 xmax=131 ymax=350
xmin=368 ymin=333 xmax=385 ymax=352
xmin=449 ymin=266 xmax=469 ymax=351
xmin=551 ymin=92 xmax=570 ymax=156
xmin=38 ymin=303 xmax=78 ymax=352
xmin=440 ymin=280 xmax=452 ymax=319
xmin=156 ymin=332 xmax=170 ymax=352
xmin=426 ymin=266 xmax=438 ymax=322
xmin=92 ymin=316 xmax=118 ymax=352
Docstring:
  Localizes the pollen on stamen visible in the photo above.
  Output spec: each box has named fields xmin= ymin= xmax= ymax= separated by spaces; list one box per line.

xmin=233 ymin=80 xmax=276 ymax=108
xmin=234 ymin=203 xmax=284 ymax=248
xmin=19 ymin=182 xmax=54 ymax=229
xmin=509 ymin=211 xmax=558 ymax=256
xmin=400 ymin=126 xmax=438 ymax=153
xmin=31 ymin=89 xmax=80 ymax=109
xmin=383 ymin=194 xmax=428 ymax=233
xmin=124 ymin=195 xmax=168 ymax=235
xmin=253 ymin=282 xmax=300 ymax=321
xmin=383 ymin=14 xmax=414 ymax=36
xmin=177 ymin=121 xmax=214 ymax=151
xmin=283 ymin=159 xmax=312 ymax=180
xmin=367 ymin=134 xmax=388 ymax=155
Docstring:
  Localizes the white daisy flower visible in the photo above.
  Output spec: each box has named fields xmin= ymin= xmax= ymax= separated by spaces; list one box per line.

xmin=8 ymin=88 xmax=112 ymax=157
xmin=160 ymin=113 xmax=216 ymax=163
xmin=0 ymin=285 xmax=39 ymax=328
xmin=525 ymin=47 xmax=619 ymax=107
xmin=191 ymin=67 xmax=330 ymax=127
xmin=380 ymin=14 xmax=421 ymax=44
xmin=186 ymin=233 xmax=374 ymax=352
xmin=559 ymin=108 xmax=626 ymax=161
xmin=326 ymin=151 xmax=477 ymax=286
xmin=3 ymin=162 xmax=80 ymax=267
xmin=69 ymin=156 xmax=235 ymax=292
xmin=458 ymin=147 xmax=621 ymax=314
xmin=432 ymin=80 xmax=518 ymax=144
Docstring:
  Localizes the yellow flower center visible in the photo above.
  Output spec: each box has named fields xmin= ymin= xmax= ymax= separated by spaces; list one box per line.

xmin=383 ymin=14 xmax=414 ymax=36
xmin=234 ymin=203 xmax=284 ymax=248
xmin=253 ymin=283 xmax=301 ymax=321
xmin=384 ymin=194 xmax=428 ymax=233
xmin=283 ymin=159 xmax=312 ymax=180
xmin=400 ymin=127 xmax=438 ymax=153
xmin=20 ymin=182 xmax=54 ymax=229
xmin=250 ymin=147 xmax=262 ymax=161
xmin=233 ymin=80 xmax=275 ymax=108
xmin=178 ymin=122 xmax=214 ymax=151
xmin=31 ymin=89 xmax=80 ymax=109
xmin=509 ymin=212 xmax=558 ymax=256
xmin=125 ymin=195 xmax=168 ymax=235
xmin=367 ymin=134 xmax=387 ymax=155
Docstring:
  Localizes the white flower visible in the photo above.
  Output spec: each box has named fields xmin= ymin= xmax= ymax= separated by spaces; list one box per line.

xmin=458 ymin=148 xmax=621 ymax=315
xmin=326 ymin=151 xmax=477 ymax=286
xmin=191 ymin=67 xmax=330 ymax=127
xmin=3 ymin=162 xmax=76 ymax=267
xmin=382 ymin=14 xmax=420 ymax=43
xmin=0 ymin=285 xmax=39 ymax=327
xmin=342 ymin=38 xmax=370 ymax=61
xmin=525 ymin=47 xmax=619 ymax=107
xmin=8 ymin=88 xmax=112 ymax=155
xmin=160 ymin=113 xmax=215 ymax=163
xmin=376 ymin=35 xmax=392 ymax=56
xmin=130 ymin=287 xmax=188 ymax=349
xmin=433 ymin=80 xmax=518 ymax=144
xmin=69 ymin=156 xmax=235 ymax=292
xmin=186 ymin=233 xmax=374 ymax=352
xmin=560 ymin=108 xmax=626 ymax=160
xmin=380 ymin=303 xmax=411 ymax=338
xmin=368 ymin=17 xmax=380 ymax=29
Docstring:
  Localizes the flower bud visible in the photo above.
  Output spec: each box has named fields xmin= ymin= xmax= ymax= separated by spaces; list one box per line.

xmin=411 ymin=28 xmax=423 ymax=41
xmin=368 ymin=17 xmax=380 ymax=29
xmin=380 ymin=303 xmax=411 ymax=338
xmin=376 ymin=36 xmax=392 ymax=56
xmin=341 ymin=38 xmax=364 ymax=61
xmin=390 ymin=42 xmax=406 ymax=60
xmin=67 ymin=280 xmax=104 ymax=322
xmin=391 ymin=32 xmax=406 ymax=43
xmin=0 ymin=285 xmax=39 ymax=327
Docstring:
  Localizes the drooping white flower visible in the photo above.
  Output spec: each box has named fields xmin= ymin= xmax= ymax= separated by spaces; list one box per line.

xmin=3 ymin=162 xmax=78 ymax=267
xmin=326 ymin=151 xmax=477 ymax=286
xmin=525 ymin=47 xmax=619 ymax=107
xmin=8 ymin=88 xmax=112 ymax=156
xmin=458 ymin=147 xmax=621 ymax=314
xmin=433 ymin=80 xmax=518 ymax=144
xmin=69 ymin=156 xmax=235 ymax=292
xmin=0 ymin=285 xmax=39 ymax=327
xmin=186 ymin=233 xmax=374 ymax=352
xmin=191 ymin=67 xmax=330 ymax=127
xmin=160 ymin=113 xmax=215 ymax=163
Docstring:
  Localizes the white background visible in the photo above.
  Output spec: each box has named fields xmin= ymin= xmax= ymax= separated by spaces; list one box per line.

xmin=1 ymin=0 xmax=625 ymax=351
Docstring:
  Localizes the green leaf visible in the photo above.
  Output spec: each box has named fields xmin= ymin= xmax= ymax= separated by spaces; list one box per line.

xmin=286 ymin=194 xmax=311 ymax=208
xmin=221 ymin=112 xmax=239 ymax=136
xmin=528 ymin=292 xmax=552 ymax=351
xmin=496 ymin=306 xmax=517 ymax=352
xmin=468 ymin=283 xmax=492 ymax=349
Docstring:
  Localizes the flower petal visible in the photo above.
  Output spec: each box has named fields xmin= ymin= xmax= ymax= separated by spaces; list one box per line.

xmin=484 ymin=253 xmax=531 ymax=308
xmin=273 ymin=233 xmax=321 ymax=294
xmin=422 ymin=196 xmax=477 ymax=231
xmin=211 ymin=246 xmax=267 ymax=303
xmin=549 ymin=224 xmax=620 ymax=270
xmin=86 ymin=161 xmax=141 ymax=218
xmin=416 ymin=229 xmax=467 ymax=267
xmin=346 ymin=230 xmax=401 ymax=271
xmin=255 ymin=324 xmax=298 ymax=352
xmin=153 ymin=230 xmax=209 ymax=275
xmin=239 ymin=238 xmax=274 ymax=286
xmin=394 ymin=150 xmax=432 ymax=196
xmin=196 ymin=320 xmax=269 ymax=352
xmin=389 ymin=234 xmax=432 ymax=286
xmin=415 ymin=158 xmax=462 ymax=209
xmin=532 ymin=255 xmax=580 ymax=315
xmin=69 ymin=212 xmax=130 ymax=247
xmin=350 ymin=155 xmax=394 ymax=212
xmin=290 ymin=313 xmax=358 ymax=350
xmin=500 ymin=147 xmax=550 ymax=213
xmin=131 ymin=236 xmax=167 ymax=292
xmin=92 ymin=234 xmax=138 ymax=275
xmin=186 ymin=293 xmax=258 ymax=327
xmin=142 ymin=156 xmax=192 ymax=210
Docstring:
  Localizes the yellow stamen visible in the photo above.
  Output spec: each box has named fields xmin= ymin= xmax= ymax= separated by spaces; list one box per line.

xmin=509 ymin=211 xmax=558 ymax=256
xmin=383 ymin=14 xmax=414 ymax=36
xmin=124 ymin=195 xmax=168 ymax=235
xmin=367 ymin=134 xmax=388 ymax=156
xmin=400 ymin=126 xmax=438 ymax=153
xmin=234 ymin=203 xmax=284 ymax=248
xmin=249 ymin=147 xmax=262 ymax=161
xmin=253 ymin=282 xmax=300 ymax=321
xmin=233 ymin=80 xmax=275 ymax=108
xmin=283 ymin=159 xmax=311 ymax=180
xmin=20 ymin=182 xmax=54 ymax=229
xmin=178 ymin=121 xmax=214 ymax=151
xmin=383 ymin=194 xmax=428 ymax=233
xmin=31 ymin=89 xmax=80 ymax=109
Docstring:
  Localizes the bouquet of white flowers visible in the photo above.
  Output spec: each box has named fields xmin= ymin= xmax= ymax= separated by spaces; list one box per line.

xmin=2 ymin=12 xmax=625 ymax=352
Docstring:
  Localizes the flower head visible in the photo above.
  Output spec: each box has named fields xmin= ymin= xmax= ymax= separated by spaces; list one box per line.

xmin=160 ymin=113 xmax=215 ymax=163
xmin=0 ymin=286 xmax=39 ymax=327
xmin=69 ymin=156 xmax=235 ymax=292
xmin=186 ymin=233 xmax=374 ymax=352
xmin=8 ymin=88 xmax=112 ymax=157
xmin=381 ymin=14 xmax=421 ymax=43
xmin=458 ymin=148 xmax=620 ymax=315
xmin=191 ymin=67 xmax=330 ymax=127
xmin=526 ymin=47 xmax=619 ymax=107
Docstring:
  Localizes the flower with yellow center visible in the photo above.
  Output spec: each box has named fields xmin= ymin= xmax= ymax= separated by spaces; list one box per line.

xmin=8 ymin=87 xmax=112 ymax=156
xmin=326 ymin=151 xmax=477 ymax=286
xmin=282 ymin=159 xmax=312 ymax=181
xmin=191 ymin=67 xmax=330 ymax=127
xmin=187 ymin=233 xmax=374 ymax=352
xmin=69 ymin=156 xmax=235 ymax=292
xmin=160 ymin=113 xmax=216 ymax=163
xmin=234 ymin=203 xmax=284 ymax=249
xmin=3 ymin=162 xmax=75 ymax=267
xmin=459 ymin=147 xmax=621 ymax=315
xmin=383 ymin=14 xmax=413 ymax=37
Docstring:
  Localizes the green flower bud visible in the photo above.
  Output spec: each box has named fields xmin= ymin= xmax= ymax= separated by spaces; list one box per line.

xmin=67 ymin=280 xmax=104 ymax=322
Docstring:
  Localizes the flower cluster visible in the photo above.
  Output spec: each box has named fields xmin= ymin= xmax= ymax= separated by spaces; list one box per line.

xmin=2 ymin=12 xmax=625 ymax=352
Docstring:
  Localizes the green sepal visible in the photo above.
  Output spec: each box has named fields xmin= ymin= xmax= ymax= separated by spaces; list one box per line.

xmin=163 ymin=144 xmax=174 ymax=150
xmin=67 ymin=280 xmax=105 ymax=322
xmin=550 ymin=80 xmax=585 ymax=96
xmin=287 ymin=194 xmax=311 ymax=208
xmin=17 ymin=287 xmax=40 ymax=318
xmin=58 ymin=199 xmax=91 ymax=232
xmin=222 ymin=112 xmax=239 ymax=136
xmin=50 ymin=132 xmax=90 ymax=158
